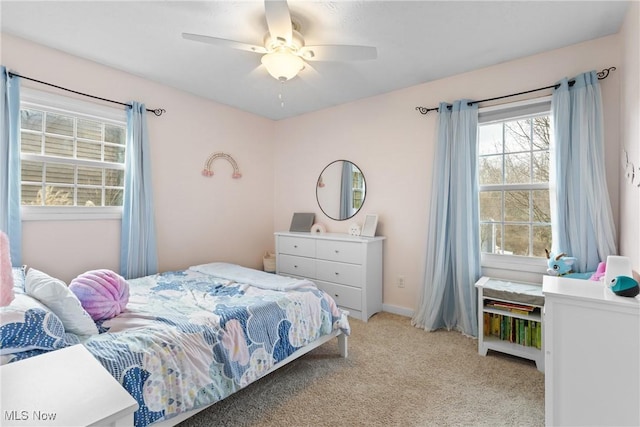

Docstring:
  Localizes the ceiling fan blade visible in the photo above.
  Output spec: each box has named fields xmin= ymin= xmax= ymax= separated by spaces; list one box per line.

xmin=299 ymin=45 xmax=378 ymax=62
xmin=297 ymin=62 xmax=321 ymax=82
xmin=182 ymin=33 xmax=266 ymax=54
xmin=264 ymin=0 xmax=293 ymax=44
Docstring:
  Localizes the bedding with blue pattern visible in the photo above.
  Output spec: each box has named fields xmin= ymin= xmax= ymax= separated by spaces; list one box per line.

xmin=79 ymin=267 xmax=350 ymax=427
xmin=12 ymin=265 xmax=26 ymax=293
xmin=0 ymin=293 xmax=78 ymax=358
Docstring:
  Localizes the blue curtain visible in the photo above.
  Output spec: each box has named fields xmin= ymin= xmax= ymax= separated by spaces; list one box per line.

xmin=120 ymin=102 xmax=158 ymax=279
xmin=412 ymin=100 xmax=481 ymax=337
xmin=339 ymin=161 xmax=353 ymax=219
xmin=551 ymin=71 xmax=616 ymax=272
xmin=0 ymin=66 xmax=21 ymax=265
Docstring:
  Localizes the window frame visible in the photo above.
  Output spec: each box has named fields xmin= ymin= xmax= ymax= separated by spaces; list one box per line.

xmin=19 ymin=88 xmax=127 ymax=221
xmin=351 ymin=168 xmax=365 ymax=212
xmin=477 ymin=96 xmax=552 ymax=273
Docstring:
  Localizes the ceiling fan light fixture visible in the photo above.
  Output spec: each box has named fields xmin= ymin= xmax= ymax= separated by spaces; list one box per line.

xmin=261 ymin=49 xmax=304 ymax=81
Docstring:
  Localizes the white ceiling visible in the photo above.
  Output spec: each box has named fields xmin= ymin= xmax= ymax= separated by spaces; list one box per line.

xmin=0 ymin=1 xmax=630 ymax=120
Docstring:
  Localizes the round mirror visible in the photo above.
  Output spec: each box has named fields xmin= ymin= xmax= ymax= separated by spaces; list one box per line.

xmin=316 ymin=160 xmax=366 ymax=221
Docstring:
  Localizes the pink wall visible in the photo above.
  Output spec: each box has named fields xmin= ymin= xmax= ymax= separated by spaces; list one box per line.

xmin=274 ymin=35 xmax=624 ymax=315
xmin=619 ymin=2 xmax=640 ymax=273
xmin=1 ymin=33 xmax=275 ymax=283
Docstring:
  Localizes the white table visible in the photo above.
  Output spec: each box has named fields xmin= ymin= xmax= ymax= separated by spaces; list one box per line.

xmin=0 ymin=344 xmax=138 ymax=426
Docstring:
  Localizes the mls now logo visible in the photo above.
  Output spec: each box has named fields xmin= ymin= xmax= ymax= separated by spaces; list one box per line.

xmin=4 ymin=410 xmax=57 ymax=421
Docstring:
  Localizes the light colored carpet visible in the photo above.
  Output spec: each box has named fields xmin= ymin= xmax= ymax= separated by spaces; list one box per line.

xmin=178 ymin=312 xmax=544 ymax=427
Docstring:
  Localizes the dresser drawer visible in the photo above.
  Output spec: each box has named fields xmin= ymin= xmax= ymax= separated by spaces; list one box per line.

xmin=278 ymin=236 xmax=316 ymax=257
xmin=315 ymin=280 xmax=362 ymax=311
xmin=316 ymin=259 xmax=362 ymax=287
xmin=316 ymin=240 xmax=362 ymax=264
xmin=278 ymin=254 xmax=315 ymax=278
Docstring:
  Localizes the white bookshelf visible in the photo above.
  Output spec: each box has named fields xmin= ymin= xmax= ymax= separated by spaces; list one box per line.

xmin=475 ymin=276 xmax=544 ymax=372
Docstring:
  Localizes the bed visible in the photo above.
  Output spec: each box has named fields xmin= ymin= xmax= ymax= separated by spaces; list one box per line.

xmin=1 ymin=262 xmax=350 ymax=427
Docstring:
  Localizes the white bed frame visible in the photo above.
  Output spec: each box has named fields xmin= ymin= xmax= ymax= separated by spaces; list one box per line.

xmin=152 ymin=330 xmax=348 ymax=427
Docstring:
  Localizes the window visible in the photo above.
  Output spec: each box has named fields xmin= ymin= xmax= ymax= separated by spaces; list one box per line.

xmin=19 ymin=89 xmax=126 ymax=220
xmin=351 ymin=167 xmax=365 ymax=211
xmin=478 ymin=98 xmax=551 ymax=259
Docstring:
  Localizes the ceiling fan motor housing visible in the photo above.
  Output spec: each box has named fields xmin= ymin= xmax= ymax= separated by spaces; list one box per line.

xmin=264 ymin=29 xmax=305 ymax=54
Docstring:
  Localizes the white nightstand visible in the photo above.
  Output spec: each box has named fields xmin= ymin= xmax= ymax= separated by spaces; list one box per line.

xmin=0 ymin=344 xmax=138 ymax=426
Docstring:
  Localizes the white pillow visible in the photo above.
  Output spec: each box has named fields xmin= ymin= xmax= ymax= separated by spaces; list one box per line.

xmin=25 ymin=268 xmax=98 ymax=336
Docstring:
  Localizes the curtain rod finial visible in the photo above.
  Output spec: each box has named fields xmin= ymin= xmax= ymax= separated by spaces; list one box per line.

xmin=415 ymin=106 xmax=439 ymax=115
xmin=597 ymin=67 xmax=616 ymax=80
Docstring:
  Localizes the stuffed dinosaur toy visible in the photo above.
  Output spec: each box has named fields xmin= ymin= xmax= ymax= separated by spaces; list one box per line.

xmin=545 ymin=249 xmax=594 ymax=280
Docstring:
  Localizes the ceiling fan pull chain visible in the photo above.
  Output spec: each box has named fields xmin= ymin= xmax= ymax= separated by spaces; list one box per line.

xmin=278 ymin=81 xmax=286 ymax=108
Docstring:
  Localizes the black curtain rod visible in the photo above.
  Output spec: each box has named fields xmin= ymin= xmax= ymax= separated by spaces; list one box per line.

xmin=8 ymin=72 xmax=166 ymax=116
xmin=415 ymin=67 xmax=616 ymax=115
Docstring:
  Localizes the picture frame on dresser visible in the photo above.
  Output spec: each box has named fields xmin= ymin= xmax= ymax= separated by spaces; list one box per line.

xmin=289 ymin=212 xmax=315 ymax=232
xmin=361 ymin=214 xmax=378 ymax=237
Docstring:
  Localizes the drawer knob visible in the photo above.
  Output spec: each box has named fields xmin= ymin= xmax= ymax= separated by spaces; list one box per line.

xmin=294 ymin=265 xmax=298 ymax=268
xmin=294 ymin=245 xmax=298 ymax=248
xmin=334 ymin=294 xmax=339 ymax=298
xmin=334 ymin=272 xmax=339 ymax=275
xmin=335 ymin=250 xmax=339 ymax=253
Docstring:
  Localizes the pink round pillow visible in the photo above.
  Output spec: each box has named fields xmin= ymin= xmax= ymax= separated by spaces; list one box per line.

xmin=69 ymin=269 xmax=129 ymax=321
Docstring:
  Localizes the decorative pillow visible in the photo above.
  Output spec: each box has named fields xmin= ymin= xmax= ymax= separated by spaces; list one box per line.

xmin=25 ymin=268 xmax=98 ymax=336
xmin=69 ymin=269 xmax=129 ymax=321
xmin=1 ymin=231 xmax=15 ymax=307
xmin=0 ymin=293 xmax=68 ymax=355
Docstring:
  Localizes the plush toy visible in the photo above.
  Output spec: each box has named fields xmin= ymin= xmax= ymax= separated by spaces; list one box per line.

xmin=545 ymin=249 xmax=593 ymax=280
xmin=608 ymin=275 xmax=640 ymax=297
xmin=545 ymin=249 xmax=577 ymax=276
xmin=0 ymin=231 xmax=15 ymax=307
xmin=590 ymin=261 xmax=607 ymax=281
xmin=69 ymin=269 xmax=129 ymax=321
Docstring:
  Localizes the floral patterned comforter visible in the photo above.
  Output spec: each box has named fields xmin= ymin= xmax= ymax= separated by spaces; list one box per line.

xmin=83 ymin=268 xmax=350 ymax=427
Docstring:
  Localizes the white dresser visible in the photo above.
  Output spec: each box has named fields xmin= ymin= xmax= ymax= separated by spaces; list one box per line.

xmin=543 ymin=275 xmax=640 ymax=426
xmin=275 ymin=232 xmax=385 ymax=321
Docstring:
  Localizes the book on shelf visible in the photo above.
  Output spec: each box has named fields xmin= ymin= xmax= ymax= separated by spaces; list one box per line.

xmin=483 ymin=312 xmax=542 ymax=349
xmin=484 ymin=299 xmax=538 ymax=315
xmin=484 ymin=312 xmax=491 ymax=336
xmin=491 ymin=313 xmax=500 ymax=336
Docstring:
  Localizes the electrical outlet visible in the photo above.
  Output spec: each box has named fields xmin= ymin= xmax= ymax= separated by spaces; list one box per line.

xmin=398 ymin=275 xmax=405 ymax=288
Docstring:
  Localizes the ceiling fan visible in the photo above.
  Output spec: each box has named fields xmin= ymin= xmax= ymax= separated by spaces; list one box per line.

xmin=182 ymin=0 xmax=377 ymax=82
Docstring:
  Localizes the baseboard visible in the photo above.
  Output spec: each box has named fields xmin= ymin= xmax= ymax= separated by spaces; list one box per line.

xmin=382 ymin=304 xmax=414 ymax=318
